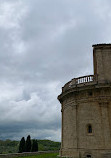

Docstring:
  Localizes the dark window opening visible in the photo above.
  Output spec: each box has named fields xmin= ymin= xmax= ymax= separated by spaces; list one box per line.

xmin=86 ymin=155 xmax=91 ymax=158
xmin=87 ymin=124 xmax=92 ymax=133
xmin=88 ymin=91 xmax=92 ymax=96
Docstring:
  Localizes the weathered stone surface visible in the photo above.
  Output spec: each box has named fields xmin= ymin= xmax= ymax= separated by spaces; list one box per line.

xmin=58 ymin=44 xmax=111 ymax=158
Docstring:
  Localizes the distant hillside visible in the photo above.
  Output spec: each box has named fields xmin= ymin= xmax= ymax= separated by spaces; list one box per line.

xmin=0 ymin=139 xmax=61 ymax=154
xmin=38 ymin=140 xmax=60 ymax=151
xmin=0 ymin=139 xmax=19 ymax=154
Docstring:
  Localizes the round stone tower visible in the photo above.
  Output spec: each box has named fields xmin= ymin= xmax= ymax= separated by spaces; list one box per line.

xmin=58 ymin=44 xmax=111 ymax=158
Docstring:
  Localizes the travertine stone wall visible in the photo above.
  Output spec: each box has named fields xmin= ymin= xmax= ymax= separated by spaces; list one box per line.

xmin=59 ymin=84 xmax=111 ymax=158
xmin=93 ymin=44 xmax=111 ymax=83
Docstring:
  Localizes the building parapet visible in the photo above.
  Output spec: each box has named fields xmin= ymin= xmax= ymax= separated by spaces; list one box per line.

xmin=62 ymin=74 xmax=98 ymax=92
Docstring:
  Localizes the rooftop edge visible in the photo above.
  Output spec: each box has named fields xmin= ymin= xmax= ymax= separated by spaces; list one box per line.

xmin=92 ymin=43 xmax=111 ymax=47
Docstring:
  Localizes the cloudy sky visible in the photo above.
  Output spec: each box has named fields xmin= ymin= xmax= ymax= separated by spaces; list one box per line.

xmin=0 ymin=0 xmax=111 ymax=142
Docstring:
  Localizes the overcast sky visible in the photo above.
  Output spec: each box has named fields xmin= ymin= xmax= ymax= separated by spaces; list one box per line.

xmin=0 ymin=0 xmax=111 ymax=142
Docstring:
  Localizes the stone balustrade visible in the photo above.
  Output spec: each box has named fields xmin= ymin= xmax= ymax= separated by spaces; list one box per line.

xmin=62 ymin=75 xmax=97 ymax=92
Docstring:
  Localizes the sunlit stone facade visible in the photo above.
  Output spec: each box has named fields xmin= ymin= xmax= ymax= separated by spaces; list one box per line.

xmin=58 ymin=44 xmax=111 ymax=158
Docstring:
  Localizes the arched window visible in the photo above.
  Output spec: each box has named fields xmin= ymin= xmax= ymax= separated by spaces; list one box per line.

xmin=87 ymin=124 xmax=92 ymax=133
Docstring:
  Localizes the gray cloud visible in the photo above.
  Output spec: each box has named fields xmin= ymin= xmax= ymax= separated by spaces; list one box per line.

xmin=0 ymin=0 xmax=111 ymax=141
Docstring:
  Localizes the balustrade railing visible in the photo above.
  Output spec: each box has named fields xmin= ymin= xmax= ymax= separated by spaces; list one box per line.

xmin=63 ymin=75 xmax=97 ymax=92
xmin=75 ymin=75 xmax=96 ymax=84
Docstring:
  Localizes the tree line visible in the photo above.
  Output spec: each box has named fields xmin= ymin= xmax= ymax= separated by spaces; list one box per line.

xmin=19 ymin=135 xmax=38 ymax=153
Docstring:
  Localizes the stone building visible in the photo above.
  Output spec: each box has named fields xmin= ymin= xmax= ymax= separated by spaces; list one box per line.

xmin=58 ymin=44 xmax=111 ymax=158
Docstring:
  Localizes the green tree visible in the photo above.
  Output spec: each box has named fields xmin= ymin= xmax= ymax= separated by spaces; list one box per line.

xmin=18 ymin=137 xmax=25 ymax=153
xmin=31 ymin=139 xmax=38 ymax=152
xmin=26 ymin=135 xmax=31 ymax=152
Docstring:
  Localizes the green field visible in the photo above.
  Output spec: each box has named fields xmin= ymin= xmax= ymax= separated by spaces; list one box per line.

xmin=14 ymin=153 xmax=59 ymax=158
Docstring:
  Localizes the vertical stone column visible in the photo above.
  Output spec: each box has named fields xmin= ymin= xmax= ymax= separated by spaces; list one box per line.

xmin=62 ymin=103 xmax=78 ymax=148
xmin=60 ymin=98 xmax=78 ymax=157
xmin=73 ymin=104 xmax=78 ymax=149
xmin=60 ymin=103 xmax=63 ymax=156
xmin=99 ymin=101 xmax=111 ymax=148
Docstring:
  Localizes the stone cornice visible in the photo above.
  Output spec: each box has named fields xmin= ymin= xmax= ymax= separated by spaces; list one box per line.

xmin=61 ymin=96 xmax=111 ymax=112
xmin=58 ymin=83 xmax=111 ymax=103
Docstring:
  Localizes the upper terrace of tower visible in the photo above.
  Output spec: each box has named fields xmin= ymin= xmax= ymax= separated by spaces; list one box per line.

xmin=62 ymin=44 xmax=111 ymax=93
